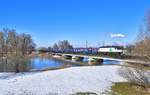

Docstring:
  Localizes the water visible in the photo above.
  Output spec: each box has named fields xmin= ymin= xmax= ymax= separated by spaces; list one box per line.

xmin=30 ymin=57 xmax=77 ymax=71
xmin=103 ymin=59 xmax=121 ymax=65
xmin=0 ymin=57 xmax=121 ymax=72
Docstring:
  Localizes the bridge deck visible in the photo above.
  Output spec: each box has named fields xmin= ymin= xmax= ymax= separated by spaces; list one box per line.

xmin=62 ymin=54 xmax=148 ymax=65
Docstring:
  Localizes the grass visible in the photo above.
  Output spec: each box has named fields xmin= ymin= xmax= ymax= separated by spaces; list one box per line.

xmin=125 ymin=62 xmax=150 ymax=70
xmin=144 ymin=66 xmax=150 ymax=70
xmin=111 ymin=82 xmax=150 ymax=95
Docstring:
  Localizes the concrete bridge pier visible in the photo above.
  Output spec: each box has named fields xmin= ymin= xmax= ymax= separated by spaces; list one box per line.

xmin=62 ymin=55 xmax=72 ymax=60
xmin=72 ymin=56 xmax=84 ymax=61
xmin=88 ymin=58 xmax=103 ymax=65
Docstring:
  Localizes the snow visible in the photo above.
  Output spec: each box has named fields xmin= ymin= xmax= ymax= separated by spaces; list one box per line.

xmin=0 ymin=65 xmax=125 ymax=95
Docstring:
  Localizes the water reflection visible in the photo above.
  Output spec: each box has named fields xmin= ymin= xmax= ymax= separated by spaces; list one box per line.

xmin=103 ymin=59 xmax=120 ymax=65
xmin=0 ymin=57 xmax=76 ymax=72
xmin=0 ymin=57 xmax=31 ymax=72
xmin=30 ymin=57 xmax=74 ymax=71
xmin=0 ymin=56 xmax=121 ymax=72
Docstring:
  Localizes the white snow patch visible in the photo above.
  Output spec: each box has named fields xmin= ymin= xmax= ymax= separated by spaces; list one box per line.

xmin=0 ymin=65 xmax=125 ymax=95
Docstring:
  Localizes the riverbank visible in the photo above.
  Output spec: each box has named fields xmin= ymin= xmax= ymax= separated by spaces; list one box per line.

xmin=0 ymin=65 xmax=125 ymax=95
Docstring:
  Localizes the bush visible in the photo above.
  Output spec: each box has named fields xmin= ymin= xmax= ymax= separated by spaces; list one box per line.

xmin=118 ymin=64 xmax=150 ymax=90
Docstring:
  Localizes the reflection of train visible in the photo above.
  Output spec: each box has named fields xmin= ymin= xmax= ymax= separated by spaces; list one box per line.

xmin=98 ymin=46 xmax=124 ymax=55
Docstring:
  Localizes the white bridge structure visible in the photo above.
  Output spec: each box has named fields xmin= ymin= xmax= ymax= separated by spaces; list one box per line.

xmin=52 ymin=53 xmax=149 ymax=66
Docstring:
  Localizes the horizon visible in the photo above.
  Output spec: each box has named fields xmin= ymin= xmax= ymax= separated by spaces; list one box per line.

xmin=0 ymin=0 xmax=150 ymax=47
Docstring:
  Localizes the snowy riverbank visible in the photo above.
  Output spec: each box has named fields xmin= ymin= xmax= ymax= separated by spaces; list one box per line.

xmin=0 ymin=65 xmax=125 ymax=95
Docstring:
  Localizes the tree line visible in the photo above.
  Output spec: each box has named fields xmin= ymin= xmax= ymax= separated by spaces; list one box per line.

xmin=52 ymin=40 xmax=73 ymax=52
xmin=0 ymin=28 xmax=35 ymax=57
xmin=38 ymin=40 xmax=73 ymax=53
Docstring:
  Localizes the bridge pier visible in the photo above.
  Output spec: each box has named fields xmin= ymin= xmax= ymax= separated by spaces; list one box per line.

xmin=72 ymin=56 xmax=84 ymax=61
xmin=62 ymin=55 xmax=72 ymax=60
xmin=88 ymin=58 xmax=103 ymax=65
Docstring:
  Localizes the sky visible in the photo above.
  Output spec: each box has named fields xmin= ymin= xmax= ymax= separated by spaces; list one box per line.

xmin=0 ymin=0 xmax=150 ymax=47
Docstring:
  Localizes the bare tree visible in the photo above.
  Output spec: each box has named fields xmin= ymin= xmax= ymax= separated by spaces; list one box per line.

xmin=134 ymin=11 xmax=150 ymax=62
xmin=0 ymin=28 xmax=35 ymax=57
xmin=57 ymin=40 xmax=73 ymax=52
xmin=48 ymin=46 xmax=53 ymax=52
xmin=51 ymin=40 xmax=73 ymax=53
xmin=18 ymin=33 xmax=35 ymax=55
xmin=53 ymin=43 xmax=59 ymax=52
xmin=119 ymin=11 xmax=150 ymax=92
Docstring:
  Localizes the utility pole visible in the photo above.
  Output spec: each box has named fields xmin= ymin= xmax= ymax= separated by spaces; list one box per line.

xmin=123 ymin=38 xmax=126 ymax=48
xmin=102 ymin=41 xmax=105 ymax=46
xmin=86 ymin=40 xmax=88 ymax=48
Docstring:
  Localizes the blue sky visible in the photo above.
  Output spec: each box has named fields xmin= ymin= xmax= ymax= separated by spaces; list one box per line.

xmin=0 ymin=0 xmax=150 ymax=47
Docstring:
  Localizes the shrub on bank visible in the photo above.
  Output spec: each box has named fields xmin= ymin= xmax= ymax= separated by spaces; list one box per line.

xmin=118 ymin=64 xmax=150 ymax=91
